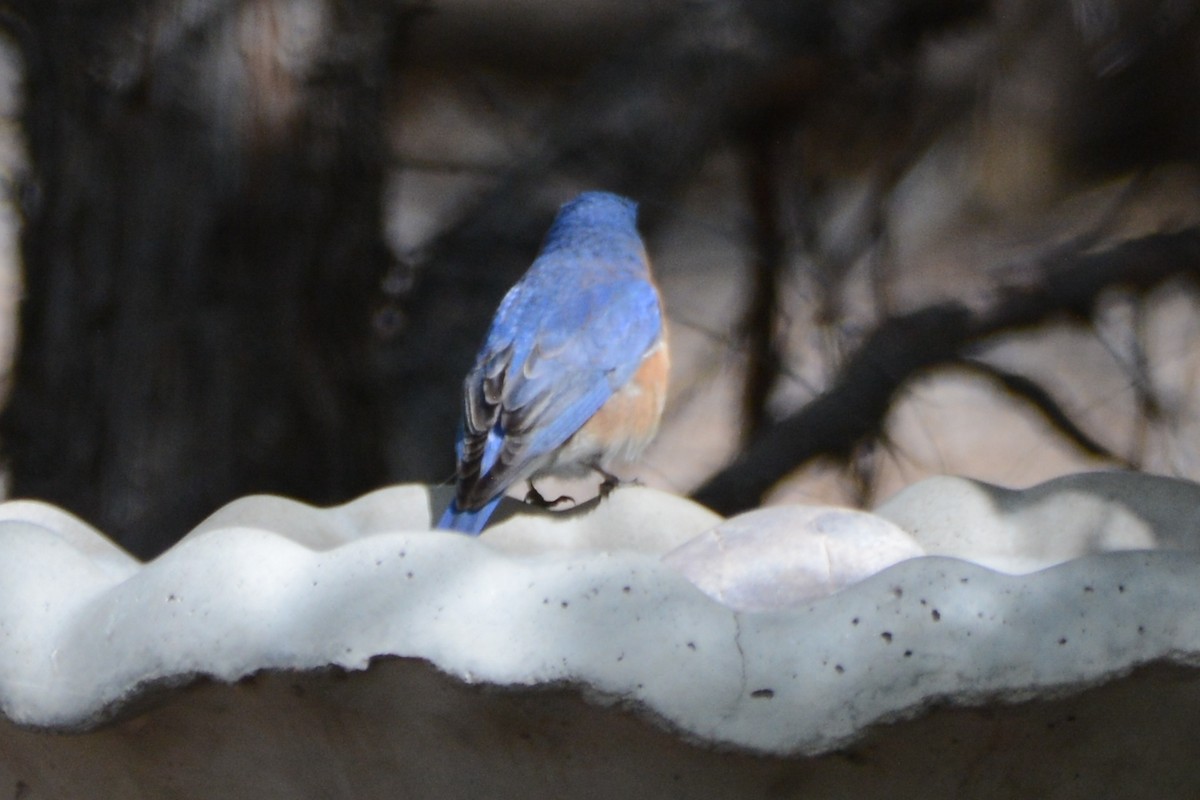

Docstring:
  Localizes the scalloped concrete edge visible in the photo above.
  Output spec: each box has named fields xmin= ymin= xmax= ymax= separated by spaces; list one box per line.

xmin=0 ymin=477 xmax=1198 ymax=758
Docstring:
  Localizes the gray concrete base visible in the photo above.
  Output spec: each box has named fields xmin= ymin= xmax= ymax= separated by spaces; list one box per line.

xmin=3 ymin=657 xmax=1198 ymax=799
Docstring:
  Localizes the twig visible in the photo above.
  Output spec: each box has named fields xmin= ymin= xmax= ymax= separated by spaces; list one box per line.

xmin=693 ymin=227 xmax=1200 ymax=514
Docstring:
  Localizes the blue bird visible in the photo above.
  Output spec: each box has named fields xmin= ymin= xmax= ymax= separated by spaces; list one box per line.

xmin=437 ymin=191 xmax=669 ymax=534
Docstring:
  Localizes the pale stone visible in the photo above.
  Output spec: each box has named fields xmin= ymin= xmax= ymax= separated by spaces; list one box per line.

xmin=876 ymin=470 xmax=1200 ymax=572
xmin=662 ymin=506 xmax=925 ymax=610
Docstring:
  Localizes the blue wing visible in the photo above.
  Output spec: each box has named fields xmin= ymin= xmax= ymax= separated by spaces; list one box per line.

xmin=451 ymin=260 xmax=662 ymax=515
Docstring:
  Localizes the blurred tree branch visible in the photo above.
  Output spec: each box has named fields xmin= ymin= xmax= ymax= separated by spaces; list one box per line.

xmin=693 ymin=228 xmax=1200 ymax=514
xmin=953 ymin=358 xmax=1129 ymax=463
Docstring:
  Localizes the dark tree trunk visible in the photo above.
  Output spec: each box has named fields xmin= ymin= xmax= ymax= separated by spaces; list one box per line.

xmin=2 ymin=1 xmax=398 ymax=556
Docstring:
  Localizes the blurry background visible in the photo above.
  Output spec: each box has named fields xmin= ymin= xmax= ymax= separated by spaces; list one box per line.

xmin=2 ymin=0 xmax=1200 ymax=557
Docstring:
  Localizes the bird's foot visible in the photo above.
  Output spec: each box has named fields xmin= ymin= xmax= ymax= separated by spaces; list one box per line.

xmin=595 ymin=467 xmax=624 ymax=499
xmin=525 ymin=483 xmax=574 ymax=508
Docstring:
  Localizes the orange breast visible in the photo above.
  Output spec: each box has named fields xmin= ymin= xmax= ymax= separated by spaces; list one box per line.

xmin=568 ymin=339 xmax=669 ymax=467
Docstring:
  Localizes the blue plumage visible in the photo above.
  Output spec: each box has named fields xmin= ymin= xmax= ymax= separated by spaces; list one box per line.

xmin=437 ymin=191 xmax=667 ymax=534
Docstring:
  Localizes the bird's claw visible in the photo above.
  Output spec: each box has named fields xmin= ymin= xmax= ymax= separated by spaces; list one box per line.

xmin=525 ymin=484 xmax=575 ymax=508
xmin=596 ymin=467 xmax=625 ymax=499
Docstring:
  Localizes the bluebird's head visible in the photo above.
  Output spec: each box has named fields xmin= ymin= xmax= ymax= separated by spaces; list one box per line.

xmin=559 ymin=191 xmax=638 ymax=224
xmin=541 ymin=191 xmax=640 ymax=256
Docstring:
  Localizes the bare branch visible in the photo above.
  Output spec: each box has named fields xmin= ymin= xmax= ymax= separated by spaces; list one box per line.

xmin=693 ymin=227 xmax=1200 ymax=515
xmin=953 ymin=358 xmax=1130 ymax=465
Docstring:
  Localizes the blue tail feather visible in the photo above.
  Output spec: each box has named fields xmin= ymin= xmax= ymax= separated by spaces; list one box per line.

xmin=436 ymin=495 xmax=503 ymax=535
